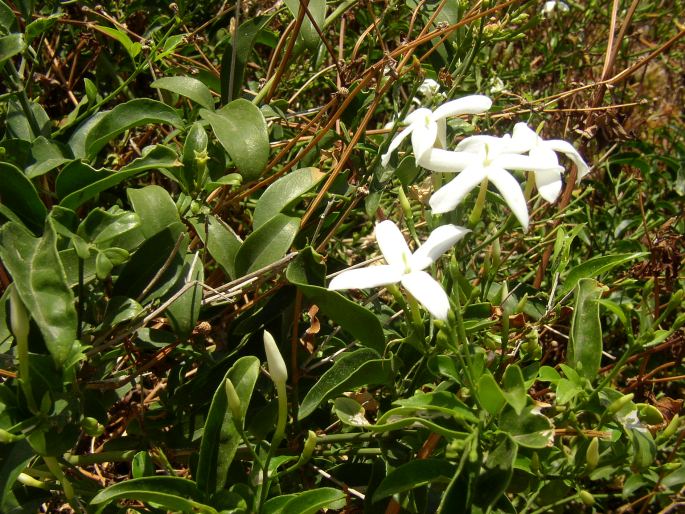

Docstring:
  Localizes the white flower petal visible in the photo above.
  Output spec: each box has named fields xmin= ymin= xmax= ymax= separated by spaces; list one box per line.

xmin=486 ymin=167 xmax=529 ymax=231
xmin=492 ymin=153 xmax=564 ymax=173
xmin=328 ymin=265 xmax=403 ymax=290
xmin=432 ymin=95 xmax=492 ymax=120
xmin=534 ymin=167 xmax=563 ymax=203
xmin=545 ymin=139 xmax=590 ymax=180
xmin=455 ymin=135 xmax=501 ymax=153
xmin=411 ymin=121 xmax=437 ymax=163
xmin=401 ymin=271 xmax=451 ymax=320
xmin=511 ymin=122 xmax=541 ymax=152
xmin=417 ymin=148 xmax=478 ymax=173
xmin=404 ymin=108 xmax=431 ymax=124
xmin=381 ymin=124 xmax=415 ymax=167
xmin=410 ymin=224 xmax=470 ymax=270
xmin=375 ymin=220 xmax=412 ymax=267
xmin=429 ymin=165 xmax=487 ymax=213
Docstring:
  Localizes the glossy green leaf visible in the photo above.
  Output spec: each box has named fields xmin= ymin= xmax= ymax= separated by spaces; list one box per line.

xmin=25 ymin=136 xmax=72 ymax=178
xmin=0 ymin=220 xmax=77 ymax=365
xmin=127 ymin=184 xmax=181 ymax=239
xmin=5 ymin=99 xmax=50 ymax=141
xmin=220 ymin=16 xmax=270 ymax=103
xmin=373 ymin=459 xmax=455 ymax=503
xmin=559 ymin=252 xmax=648 ymax=296
xmin=192 ymin=215 xmax=241 ymax=279
xmin=0 ymin=1 xmax=17 ymax=32
xmin=472 ymin=434 xmax=517 ymax=513
xmin=393 ymin=391 xmax=478 ymax=422
xmin=299 ymin=348 xmax=392 ymax=419
xmin=92 ymin=24 xmax=142 ymax=58
xmin=58 ymin=145 xmax=179 ymax=209
xmin=286 ymin=248 xmax=386 ymax=353
xmin=131 ymin=451 xmax=154 ymax=479
xmin=234 ymin=214 xmax=299 ymax=276
xmin=476 ymin=372 xmax=506 ymax=416
xmin=0 ymin=161 xmax=47 ymax=234
xmin=24 ymin=13 xmax=61 ymax=44
xmin=85 ymin=99 xmax=183 ymax=157
xmin=152 ymin=76 xmax=215 ymax=110
xmin=201 ymin=99 xmax=269 ymax=180
xmin=166 ymin=253 xmax=204 ymax=339
xmin=284 ymin=0 xmax=326 ymax=50
xmin=280 ymin=488 xmax=345 ymax=514
xmin=77 ymin=207 xmax=141 ymax=248
xmin=253 ymin=167 xmax=325 ymax=229
xmin=0 ymin=440 xmax=33 ymax=513
xmin=0 ymin=33 xmax=24 ymax=64
xmin=568 ymin=278 xmax=603 ymax=381
xmin=101 ymin=297 xmax=143 ymax=329
xmin=196 ymin=356 xmax=260 ymax=494
xmin=500 ymin=405 xmax=554 ymax=448
xmin=90 ymin=476 xmax=214 ymax=512
xmin=501 ymin=364 xmax=527 ymax=415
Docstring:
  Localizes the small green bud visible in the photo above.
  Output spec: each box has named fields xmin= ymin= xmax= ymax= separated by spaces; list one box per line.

xmin=658 ymin=414 xmax=680 ymax=441
xmin=0 ymin=427 xmax=23 ymax=443
xmin=585 ymin=437 xmax=599 ymax=472
xmin=81 ymin=417 xmax=105 ymax=437
xmin=530 ymin=451 xmax=540 ymax=474
xmin=607 ymin=393 xmax=634 ymax=415
xmin=579 ymin=490 xmax=595 ymax=506
xmin=490 ymin=238 xmax=501 ymax=269
xmin=264 ymin=330 xmax=288 ymax=385
xmin=637 ymin=404 xmax=664 ymax=425
xmin=300 ymin=430 xmax=317 ymax=463
xmin=9 ymin=286 xmax=29 ymax=346
xmin=224 ymin=379 xmax=242 ymax=421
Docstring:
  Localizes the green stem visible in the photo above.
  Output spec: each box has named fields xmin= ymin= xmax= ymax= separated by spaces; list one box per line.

xmin=468 ymin=178 xmax=489 ymax=227
xmin=43 ymin=456 xmax=75 ymax=502
xmin=3 ymin=63 xmax=42 ymax=137
xmin=258 ymin=380 xmax=288 ymax=512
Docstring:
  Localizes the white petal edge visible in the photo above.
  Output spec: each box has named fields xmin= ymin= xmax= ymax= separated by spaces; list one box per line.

xmin=417 ymin=148 xmax=477 ymax=173
xmin=534 ymin=166 xmax=563 ymax=203
xmin=492 ymin=153 xmax=564 ymax=173
xmin=328 ymin=265 xmax=403 ymax=290
xmin=429 ymin=165 xmax=487 ymax=213
xmin=545 ymin=139 xmax=590 ymax=180
xmin=401 ymin=271 xmax=451 ymax=320
xmin=374 ymin=220 xmax=412 ymax=268
xmin=511 ymin=122 xmax=541 ymax=152
xmin=411 ymin=225 xmax=470 ymax=270
xmin=432 ymin=95 xmax=492 ymax=119
xmin=381 ymin=123 xmax=414 ymax=167
xmin=486 ymin=166 xmax=529 ymax=232
xmin=411 ymin=121 xmax=438 ymax=164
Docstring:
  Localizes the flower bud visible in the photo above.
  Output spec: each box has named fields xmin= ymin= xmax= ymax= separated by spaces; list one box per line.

xmin=9 ymin=286 xmax=29 ymax=346
xmin=607 ymin=393 xmax=634 ymax=415
xmin=224 ymin=378 xmax=242 ymax=421
xmin=579 ymin=490 xmax=595 ymax=506
xmin=264 ymin=330 xmax=288 ymax=385
xmin=658 ymin=414 xmax=680 ymax=442
xmin=585 ymin=437 xmax=599 ymax=472
xmin=300 ymin=430 xmax=317 ymax=463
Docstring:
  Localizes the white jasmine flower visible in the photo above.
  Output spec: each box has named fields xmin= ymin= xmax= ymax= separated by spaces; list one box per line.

xmin=381 ymin=96 xmax=492 ymax=167
xmin=427 ymin=135 xmax=564 ymax=231
xmin=511 ymin=122 xmax=590 ymax=202
xmin=263 ymin=330 xmax=288 ymax=385
xmin=542 ymin=1 xmax=569 ymax=15
xmin=328 ymin=220 xmax=469 ymax=320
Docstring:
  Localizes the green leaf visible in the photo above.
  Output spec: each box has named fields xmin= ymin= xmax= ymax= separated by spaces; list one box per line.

xmin=166 ymin=253 xmax=204 ymax=339
xmin=234 ymin=214 xmax=299 ymax=276
xmin=5 ymin=99 xmax=50 ymax=141
xmin=280 ymin=488 xmax=345 ymax=514
xmin=299 ymin=348 xmax=392 ymax=419
xmin=476 ymin=372 xmax=506 ymax=416
xmin=90 ymin=476 xmax=214 ymax=513
xmin=85 ymin=99 xmax=183 ymax=158
xmin=0 ymin=161 xmax=47 ymax=234
xmin=393 ymin=391 xmax=478 ymax=422
xmin=191 ymin=215 xmax=241 ymax=279
xmin=0 ymin=220 xmax=77 ymax=365
xmin=286 ymin=248 xmax=386 ymax=353
xmin=559 ymin=252 xmax=648 ymax=296
xmin=201 ymin=99 xmax=269 ymax=180
xmin=131 ymin=451 xmax=154 ymax=479
xmin=253 ymin=167 xmax=325 ymax=229
xmin=0 ymin=33 xmax=24 ymax=64
xmin=501 ymin=364 xmax=527 ymax=415
xmin=284 ymin=0 xmax=326 ymax=50
xmin=0 ymin=1 xmax=18 ymax=32
xmin=57 ymin=146 xmax=179 ymax=209
xmin=500 ymin=405 xmax=554 ymax=448
xmin=25 ymin=136 xmax=72 ymax=179
xmin=373 ymin=459 xmax=455 ymax=503
xmin=24 ymin=14 xmax=61 ymax=44
xmin=152 ymin=76 xmax=215 ymax=110
xmin=0 ymin=441 xmax=34 ymax=513
xmin=92 ymin=25 xmax=142 ymax=59
xmin=77 ymin=207 xmax=141 ymax=248
xmin=472 ymin=435 xmax=517 ymax=513
xmin=127 ymin=185 xmax=181 ymax=239
xmin=568 ymin=278 xmax=604 ymax=381
xmin=196 ymin=356 xmax=260 ymax=494
xmin=101 ymin=297 xmax=143 ymax=329
xmin=220 ymin=16 xmax=271 ymax=103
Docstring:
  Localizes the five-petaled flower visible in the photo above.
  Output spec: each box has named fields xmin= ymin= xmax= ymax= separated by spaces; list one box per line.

xmin=328 ymin=220 xmax=469 ymax=320
xmin=381 ymin=95 xmax=492 ymax=168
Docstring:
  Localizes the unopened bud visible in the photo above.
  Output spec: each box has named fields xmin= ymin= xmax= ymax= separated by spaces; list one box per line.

xmin=264 ymin=330 xmax=287 ymax=385
xmin=300 ymin=430 xmax=317 ymax=463
xmin=607 ymin=393 xmax=634 ymax=415
xmin=224 ymin=378 xmax=242 ymax=421
xmin=9 ymin=286 xmax=29 ymax=346
xmin=579 ymin=490 xmax=595 ymax=506
xmin=585 ymin=437 xmax=599 ymax=472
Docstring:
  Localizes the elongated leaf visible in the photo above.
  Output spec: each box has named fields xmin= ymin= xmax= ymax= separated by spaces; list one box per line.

xmin=373 ymin=460 xmax=455 ymax=503
xmin=152 ymin=76 xmax=215 ymax=110
xmin=0 ymin=1 xmax=17 ymax=32
xmin=286 ymin=248 xmax=386 ymax=353
xmin=393 ymin=391 xmax=478 ymax=422
xmin=284 ymin=0 xmax=326 ymax=50
xmin=127 ymin=185 xmax=181 ymax=239
xmin=90 ymin=476 xmax=212 ymax=512
xmin=253 ymin=167 xmax=325 ymax=229
xmin=559 ymin=252 xmax=647 ymax=296
xmin=166 ymin=253 xmax=204 ymax=339
xmin=196 ymin=356 xmax=260 ymax=494
xmin=0 ymin=220 xmax=77 ymax=365
xmin=0 ymin=440 xmax=34 ymax=513
xmin=25 ymin=136 xmax=72 ymax=178
xmin=201 ymin=99 xmax=269 ymax=180
xmin=281 ymin=488 xmax=345 ymax=514
xmin=57 ymin=146 xmax=179 ymax=209
xmin=85 ymin=99 xmax=183 ymax=157
xmin=92 ymin=25 xmax=141 ymax=58
xmin=220 ymin=16 xmax=271 ymax=103
xmin=568 ymin=278 xmax=603 ymax=381
xmin=501 ymin=364 xmax=527 ymax=415
xmin=299 ymin=348 xmax=392 ymax=419
xmin=0 ymin=161 xmax=47 ymax=234
xmin=0 ymin=33 xmax=24 ymax=63
xmin=500 ymin=405 xmax=554 ymax=448
xmin=234 ymin=214 xmax=299 ymax=276
xmin=472 ymin=434 xmax=517 ymax=512
xmin=476 ymin=372 xmax=506 ymax=416
xmin=191 ymin=215 xmax=241 ymax=279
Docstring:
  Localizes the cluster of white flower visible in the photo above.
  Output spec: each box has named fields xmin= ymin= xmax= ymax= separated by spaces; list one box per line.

xmin=329 ymin=85 xmax=589 ymax=321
